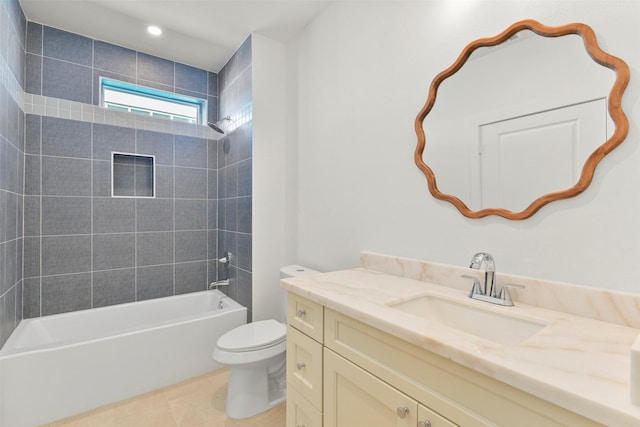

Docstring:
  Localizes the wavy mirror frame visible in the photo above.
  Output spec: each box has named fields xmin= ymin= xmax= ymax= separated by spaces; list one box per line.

xmin=415 ymin=19 xmax=630 ymax=220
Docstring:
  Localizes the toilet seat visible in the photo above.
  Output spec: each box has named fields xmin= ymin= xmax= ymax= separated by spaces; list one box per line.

xmin=216 ymin=319 xmax=286 ymax=352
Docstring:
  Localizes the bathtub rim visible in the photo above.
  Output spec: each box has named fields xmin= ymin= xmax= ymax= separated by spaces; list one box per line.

xmin=0 ymin=289 xmax=245 ymax=358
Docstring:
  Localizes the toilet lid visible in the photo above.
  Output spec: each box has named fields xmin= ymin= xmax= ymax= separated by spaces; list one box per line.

xmin=217 ymin=319 xmax=286 ymax=352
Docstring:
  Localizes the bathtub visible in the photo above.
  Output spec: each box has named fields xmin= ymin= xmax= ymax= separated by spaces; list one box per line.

xmin=0 ymin=289 xmax=246 ymax=427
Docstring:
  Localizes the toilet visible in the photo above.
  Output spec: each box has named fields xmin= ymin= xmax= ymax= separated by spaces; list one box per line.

xmin=213 ymin=265 xmax=320 ymax=419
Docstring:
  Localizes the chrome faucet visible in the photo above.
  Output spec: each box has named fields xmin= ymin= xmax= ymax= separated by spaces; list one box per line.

xmin=469 ymin=252 xmax=496 ymax=297
xmin=462 ymin=253 xmax=525 ymax=307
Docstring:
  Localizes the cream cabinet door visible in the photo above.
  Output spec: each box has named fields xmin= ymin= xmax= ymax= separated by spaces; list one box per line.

xmin=324 ymin=348 xmax=417 ymax=427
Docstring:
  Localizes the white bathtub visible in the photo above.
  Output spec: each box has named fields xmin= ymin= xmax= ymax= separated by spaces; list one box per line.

xmin=0 ymin=289 xmax=246 ymax=427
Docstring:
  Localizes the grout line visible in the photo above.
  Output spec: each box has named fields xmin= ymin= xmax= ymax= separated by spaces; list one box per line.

xmin=38 ymin=116 xmax=43 ymax=317
xmin=134 ymin=130 xmax=138 ymax=301
xmin=91 ymin=40 xmax=95 ymax=105
xmin=90 ymin=121 xmax=94 ymax=308
xmin=37 ymin=230 xmax=208 ymax=238
xmin=135 ymin=51 xmax=138 ymax=86
xmin=40 ymin=24 xmax=44 ymax=95
xmin=31 ymin=260 xmax=211 ymax=280
xmin=172 ymin=134 xmax=176 ymax=296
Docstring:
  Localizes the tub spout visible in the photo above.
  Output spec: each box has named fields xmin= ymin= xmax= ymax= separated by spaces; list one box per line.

xmin=209 ymin=280 xmax=230 ymax=290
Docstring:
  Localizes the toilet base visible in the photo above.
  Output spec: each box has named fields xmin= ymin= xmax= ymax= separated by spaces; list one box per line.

xmin=225 ymin=353 xmax=286 ymax=419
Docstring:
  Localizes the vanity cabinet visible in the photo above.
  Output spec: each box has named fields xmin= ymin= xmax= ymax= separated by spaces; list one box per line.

xmin=324 ymin=308 xmax=601 ymax=427
xmin=287 ymin=294 xmax=324 ymax=427
xmin=287 ymin=293 xmax=602 ymax=426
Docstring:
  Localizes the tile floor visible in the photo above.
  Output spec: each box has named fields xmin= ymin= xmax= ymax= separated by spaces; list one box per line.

xmin=43 ymin=369 xmax=286 ymax=427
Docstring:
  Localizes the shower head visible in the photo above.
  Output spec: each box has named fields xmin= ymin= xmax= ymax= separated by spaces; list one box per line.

xmin=207 ymin=116 xmax=233 ymax=136
xmin=207 ymin=121 xmax=225 ymax=135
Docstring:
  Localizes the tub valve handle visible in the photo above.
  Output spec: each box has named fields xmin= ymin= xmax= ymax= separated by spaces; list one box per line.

xmin=218 ymin=252 xmax=232 ymax=265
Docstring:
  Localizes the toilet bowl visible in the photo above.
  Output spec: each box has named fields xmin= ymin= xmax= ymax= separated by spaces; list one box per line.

xmin=213 ymin=319 xmax=287 ymax=419
xmin=213 ymin=265 xmax=320 ymax=419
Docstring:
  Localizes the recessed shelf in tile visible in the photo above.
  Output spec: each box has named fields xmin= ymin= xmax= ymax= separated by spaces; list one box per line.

xmin=112 ymin=152 xmax=155 ymax=198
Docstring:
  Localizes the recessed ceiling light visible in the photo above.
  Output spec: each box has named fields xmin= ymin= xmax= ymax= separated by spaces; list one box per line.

xmin=147 ymin=25 xmax=162 ymax=36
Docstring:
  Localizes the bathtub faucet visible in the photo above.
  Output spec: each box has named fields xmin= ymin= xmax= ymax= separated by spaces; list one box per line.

xmin=209 ymin=279 xmax=230 ymax=290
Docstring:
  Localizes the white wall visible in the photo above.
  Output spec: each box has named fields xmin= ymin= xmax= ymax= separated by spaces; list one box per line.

xmin=252 ymin=33 xmax=290 ymax=322
xmin=287 ymin=0 xmax=640 ymax=293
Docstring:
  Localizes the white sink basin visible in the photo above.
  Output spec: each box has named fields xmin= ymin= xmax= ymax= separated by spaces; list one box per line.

xmin=389 ymin=294 xmax=546 ymax=345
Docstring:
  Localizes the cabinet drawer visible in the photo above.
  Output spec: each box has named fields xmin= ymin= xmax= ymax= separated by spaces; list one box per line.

xmin=287 ymin=325 xmax=323 ymax=410
xmin=288 ymin=293 xmax=323 ymax=343
xmin=286 ymin=385 xmax=322 ymax=427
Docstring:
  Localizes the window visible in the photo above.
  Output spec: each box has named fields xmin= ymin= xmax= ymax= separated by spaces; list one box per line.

xmin=101 ymin=78 xmax=206 ymax=124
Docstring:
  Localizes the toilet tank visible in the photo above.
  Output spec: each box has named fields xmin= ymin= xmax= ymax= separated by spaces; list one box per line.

xmin=280 ymin=265 xmax=320 ymax=279
xmin=280 ymin=265 xmax=321 ymax=320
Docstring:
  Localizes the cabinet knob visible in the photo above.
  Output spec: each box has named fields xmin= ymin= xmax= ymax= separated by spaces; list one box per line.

xmin=297 ymin=309 xmax=306 ymax=317
xmin=296 ymin=362 xmax=306 ymax=370
xmin=396 ymin=406 xmax=409 ymax=418
xmin=418 ymin=421 xmax=432 ymax=427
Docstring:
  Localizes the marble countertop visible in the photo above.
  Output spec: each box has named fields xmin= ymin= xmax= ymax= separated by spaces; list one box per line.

xmin=282 ymin=267 xmax=640 ymax=427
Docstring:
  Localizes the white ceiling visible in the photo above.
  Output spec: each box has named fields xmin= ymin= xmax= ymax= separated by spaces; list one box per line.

xmin=19 ymin=0 xmax=332 ymax=72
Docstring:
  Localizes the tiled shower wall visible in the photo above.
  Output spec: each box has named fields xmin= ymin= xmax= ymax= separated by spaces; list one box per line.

xmin=22 ymin=119 xmax=220 ymax=316
xmin=217 ymin=36 xmax=253 ymax=320
xmin=24 ymin=22 xmax=219 ymax=123
xmin=21 ymin=23 xmax=222 ymax=317
xmin=0 ymin=0 xmax=25 ymax=347
xmin=0 ymin=0 xmax=255 ymax=337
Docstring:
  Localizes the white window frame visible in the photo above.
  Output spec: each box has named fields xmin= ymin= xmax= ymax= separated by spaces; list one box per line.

xmin=100 ymin=77 xmax=206 ymax=124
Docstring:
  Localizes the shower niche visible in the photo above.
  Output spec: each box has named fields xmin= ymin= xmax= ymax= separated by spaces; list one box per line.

xmin=112 ymin=152 xmax=156 ymax=198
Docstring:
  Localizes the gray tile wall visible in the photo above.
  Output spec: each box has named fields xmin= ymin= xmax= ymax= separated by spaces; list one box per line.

xmin=23 ymin=117 xmax=219 ymax=316
xmin=0 ymin=10 xmax=254 ymax=341
xmin=25 ymin=23 xmax=219 ymax=125
xmin=20 ymin=24 xmax=223 ymax=318
xmin=0 ymin=0 xmax=26 ymax=347
xmin=217 ymin=36 xmax=253 ymax=321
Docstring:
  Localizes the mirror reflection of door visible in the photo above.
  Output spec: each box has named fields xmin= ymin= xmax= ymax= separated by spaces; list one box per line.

xmin=421 ymin=27 xmax=616 ymax=213
xmin=477 ymin=98 xmax=608 ymax=211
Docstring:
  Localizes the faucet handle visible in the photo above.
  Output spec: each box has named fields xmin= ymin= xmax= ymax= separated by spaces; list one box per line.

xmin=461 ymin=274 xmax=483 ymax=297
xmin=498 ymin=283 xmax=525 ymax=304
xmin=218 ymin=252 xmax=232 ymax=265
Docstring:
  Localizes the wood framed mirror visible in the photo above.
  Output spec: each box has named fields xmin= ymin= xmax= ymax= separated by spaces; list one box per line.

xmin=414 ymin=19 xmax=630 ymax=220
